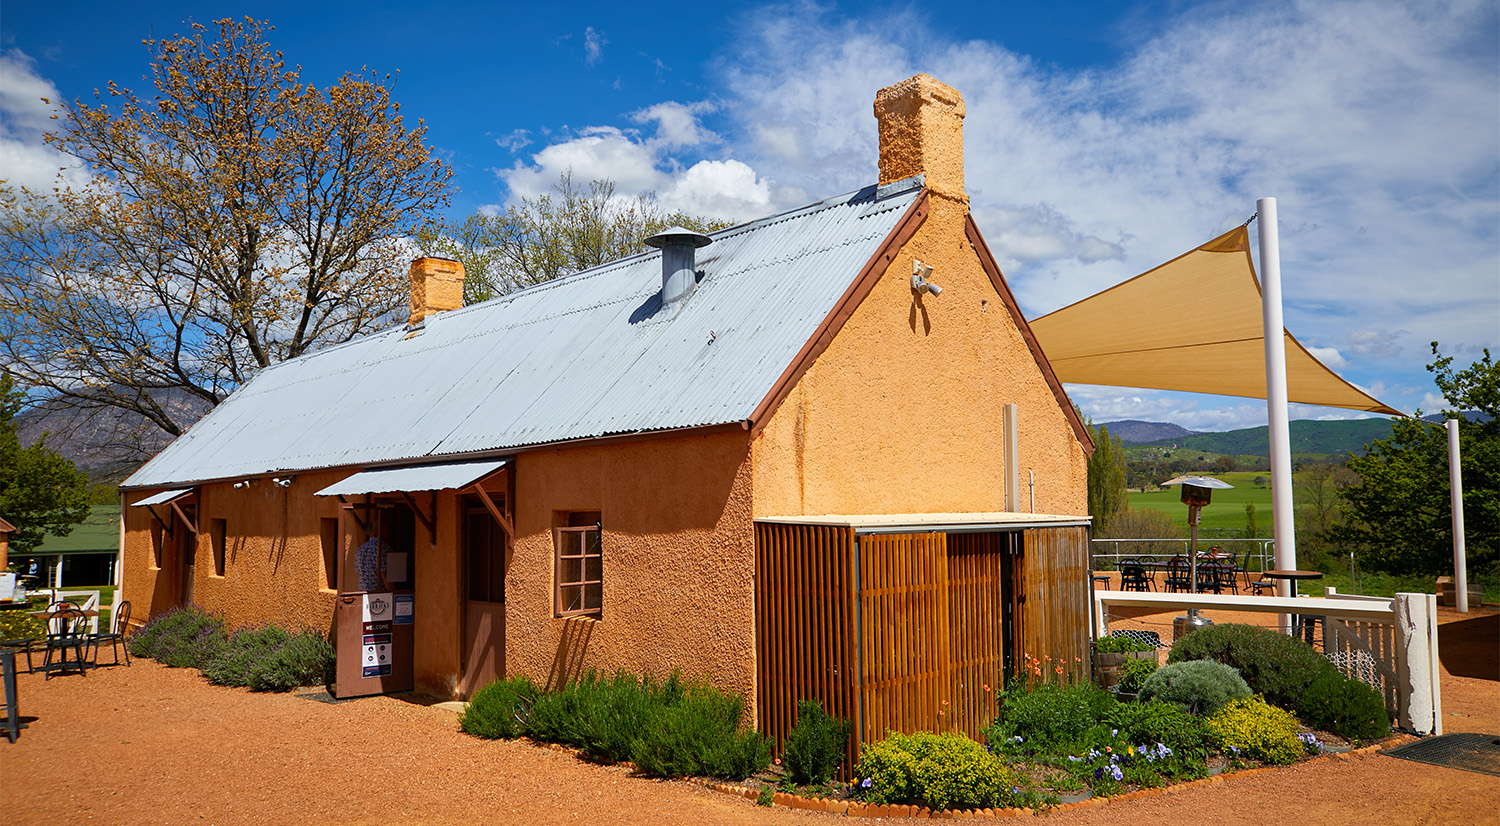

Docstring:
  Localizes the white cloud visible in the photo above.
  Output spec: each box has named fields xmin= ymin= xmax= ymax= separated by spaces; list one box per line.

xmin=632 ymin=101 xmax=719 ymax=149
xmin=496 ymin=102 xmax=778 ymax=222
xmin=0 ymin=49 xmax=85 ymax=192
xmin=1304 ymin=345 xmax=1347 ymax=370
xmin=703 ymin=0 xmax=1497 ymax=423
xmin=584 ymin=27 xmax=606 ymax=67
xmin=664 ymin=159 xmax=772 ymax=222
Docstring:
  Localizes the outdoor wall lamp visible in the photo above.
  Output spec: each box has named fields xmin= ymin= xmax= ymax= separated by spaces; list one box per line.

xmin=912 ymin=260 xmax=942 ymax=296
xmin=272 ymin=476 xmax=294 ymax=488
xmin=232 ymin=480 xmax=253 ymax=489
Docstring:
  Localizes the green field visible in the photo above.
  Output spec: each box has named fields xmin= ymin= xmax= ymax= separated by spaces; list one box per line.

xmin=1127 ymin=471 xmax=1275 ymax=533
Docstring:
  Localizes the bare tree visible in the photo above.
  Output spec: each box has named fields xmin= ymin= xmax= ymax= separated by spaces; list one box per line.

xmin=0 ymin=18 xmax=452 ymax=456
xmin=419 ymin=172 xmax=730 ymax=304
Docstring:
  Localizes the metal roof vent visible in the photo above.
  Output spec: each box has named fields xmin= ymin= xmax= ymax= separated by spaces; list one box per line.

xmin=645 ymin=226 xmax=712 ymax=305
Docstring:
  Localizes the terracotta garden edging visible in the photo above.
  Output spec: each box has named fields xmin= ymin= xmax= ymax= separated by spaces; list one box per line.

xmin=689 ymin=734 xmax=1418 ymax=819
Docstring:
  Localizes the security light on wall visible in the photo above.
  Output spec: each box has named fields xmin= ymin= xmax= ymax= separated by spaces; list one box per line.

xmin=272 ymin=476 xmax=294 ymax=488
xmin=232 ymin=480 xmax=252 ymax=489
xmin=912 ymin=260 xmax=942 ymax=296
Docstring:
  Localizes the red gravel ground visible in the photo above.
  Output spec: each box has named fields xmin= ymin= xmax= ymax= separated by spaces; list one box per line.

xmin=3 ymin=606 xmax=1495 ymax=826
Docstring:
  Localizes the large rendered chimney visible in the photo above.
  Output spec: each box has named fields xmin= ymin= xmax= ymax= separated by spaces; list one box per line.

xmin=408 ymin=256 xmax=465 ymax=328
xmin=644 ymin=226 xmax=713 ymax=305
xmin=874 ymin=74 xmax=967 ymax=203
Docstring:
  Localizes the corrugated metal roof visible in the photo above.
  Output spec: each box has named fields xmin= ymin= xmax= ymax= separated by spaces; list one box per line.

xmin=313 ymin=459 xmax=510 ymax=497
xmin=124 ymin=180 xmax=924 ymax=489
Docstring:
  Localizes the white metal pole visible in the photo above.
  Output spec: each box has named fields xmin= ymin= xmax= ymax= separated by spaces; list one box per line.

xmin=1448 ymin=418 xmax=1468 ymax=613
xmin=1257 ymin=198 xmax=1297 ymax=599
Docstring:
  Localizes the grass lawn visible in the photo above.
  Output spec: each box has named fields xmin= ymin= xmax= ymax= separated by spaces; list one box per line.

xmin=1128 ymin=471 xmax=1274 ymax=532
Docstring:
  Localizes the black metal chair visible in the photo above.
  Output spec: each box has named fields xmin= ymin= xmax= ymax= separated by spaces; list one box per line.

xmin=88 ymin=600 xmax=132 ymax=667
xmin=41 ymin=602 xmax=89 ymax=679
xmin=1163 ymin=556 xmax=1192 ymax=593
xmin=1208 ymin=560 xmax=1239 ymax=594
xmin=1119 ymin=558 xmax=1153 ymax=592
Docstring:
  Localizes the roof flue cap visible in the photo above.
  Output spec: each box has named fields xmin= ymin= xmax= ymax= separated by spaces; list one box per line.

xmin=645 ymin=226 xmax=713 ymax=305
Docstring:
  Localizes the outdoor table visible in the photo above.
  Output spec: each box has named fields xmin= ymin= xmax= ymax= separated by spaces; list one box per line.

xmin=1260 ymin=570 xmax=1324 ymax=641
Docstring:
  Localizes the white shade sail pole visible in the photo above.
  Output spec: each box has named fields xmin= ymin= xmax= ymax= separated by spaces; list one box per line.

xmin=1257 ymin=198 xmax=1297 ymax=597
xmin=1448 ymin=418 xmax=1468 ymax=613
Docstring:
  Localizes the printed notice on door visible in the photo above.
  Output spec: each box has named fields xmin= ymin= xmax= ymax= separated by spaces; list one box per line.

xmin=362 ymin=633 xmax=392 ymax=677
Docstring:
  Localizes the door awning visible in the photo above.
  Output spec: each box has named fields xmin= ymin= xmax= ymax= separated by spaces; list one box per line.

xmin=130 ymin=488 xmax=194 ymax=507
xmin=314 ymin=459 xmax=511 ymax=497
xmin=1029 ymin=226 xmax=1402 ymax=416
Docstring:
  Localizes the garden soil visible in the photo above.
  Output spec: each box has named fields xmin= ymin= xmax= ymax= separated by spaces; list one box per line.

xmin=3 ymin=606 xmax=1495 ymax=826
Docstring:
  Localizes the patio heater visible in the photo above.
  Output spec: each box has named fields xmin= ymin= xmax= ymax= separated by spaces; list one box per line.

xmin=1161 ymin=475 xmax=1234 ymax=639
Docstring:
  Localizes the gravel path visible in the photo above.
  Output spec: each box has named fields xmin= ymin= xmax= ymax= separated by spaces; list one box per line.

xmin=3 ymin=607 xmax=1495 ymax=825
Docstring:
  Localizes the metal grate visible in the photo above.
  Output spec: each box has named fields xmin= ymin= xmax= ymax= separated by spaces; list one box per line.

xmin=1384 ymin=732 xmax=1500 ymax=776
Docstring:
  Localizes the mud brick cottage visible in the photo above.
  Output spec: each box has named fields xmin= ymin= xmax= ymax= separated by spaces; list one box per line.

xmin=119 ymin=74 xmax=1095 ymax=751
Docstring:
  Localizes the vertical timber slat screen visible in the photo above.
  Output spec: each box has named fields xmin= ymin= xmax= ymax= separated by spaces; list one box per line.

xmin=756 ymin=522 xmax=1087 ymax=764
xmin=946 ymin=532 xmax=1008 ymax=737
xmin=1020 ymin=526 xmax=1091 ymax=682
xmin=754 ymin=523 xmax=857 ymax=762
xmin=857 ymin=533 xmax=951 ymax=748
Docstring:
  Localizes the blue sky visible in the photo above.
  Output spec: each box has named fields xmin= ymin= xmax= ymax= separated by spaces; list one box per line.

xmin=3 ymin=1 xmax=1497 ymax=432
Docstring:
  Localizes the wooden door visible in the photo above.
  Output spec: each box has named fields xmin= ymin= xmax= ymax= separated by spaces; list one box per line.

xmin=461 ymin=503 xmax=507 ymax=697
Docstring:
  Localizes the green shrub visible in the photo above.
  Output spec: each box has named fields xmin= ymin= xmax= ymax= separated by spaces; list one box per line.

xmin=783 ymin=700 xmax=851 ymax=786
xmin=1168 ymin=623 xmax=1337 ymax=710
xmin=1299 ymin=671 xmax=1390 ymax=742
xmin=569 ymin=670 xmax=665 ymax=762
xmin=0 ymin=609 xmax=44 ymax=641
xmin=631 ymin=684 xmax=770 ymax=779
xmin=244 ymin=629 xmax=334 ymax=691
xmin=986 ymin=683 xmax=1116 ymax=750
xmin=1118 ymin=657 xmax=1158 ymax=694
xmin=1106 ymin=700 xmax=1214 ymax=757
xmin=854 ymin=732 xmax=1021 ymax=811
xmin=1206 ymin=697 xmax=1302 ymax=765
xmin=1139 ymin=660 xmax=1251 ymax=717
xmin=1095 ymin=636 xmax=1154 ymax=654
xmin=130 ymin=606 xmax=228 ymax=668
xmin=202 ymin=624 xmax=292 ymax=686
xmin=462 ymin=676 xmax=539 ymax=739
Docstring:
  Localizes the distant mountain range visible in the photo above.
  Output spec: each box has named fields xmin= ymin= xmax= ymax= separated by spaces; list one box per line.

xmin=1102 ymin=412 xmax=1485 ymax=458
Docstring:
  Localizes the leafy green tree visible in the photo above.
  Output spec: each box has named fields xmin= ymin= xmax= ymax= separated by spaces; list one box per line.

xmin=1328 ymin=344 xmax=1498 ymax=576
xmin=1087 ymin=422 xmax=1129 ymax=533
xmin=0 ymin=18 xmax=452 ymax=452
xmin=418 ymin=172 xmax=732 ymax=304
xmin=1242 ymin=503 xmax=1259 ymax=538
xmin=1 ymin=371 xmax=90 ymax=554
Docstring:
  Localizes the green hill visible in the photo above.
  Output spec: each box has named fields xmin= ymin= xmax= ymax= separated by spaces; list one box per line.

xmin=1130 ymin=418 xmax=1396 ymax=458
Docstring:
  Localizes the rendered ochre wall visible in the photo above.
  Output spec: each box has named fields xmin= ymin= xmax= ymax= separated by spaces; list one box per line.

xmin=121 ymin=470 xmax=345 ymax=634
xmin=751 ymin=194 xmax=1089 ymax=518
xmin=504 ymin=429 xmax=759 ymax=712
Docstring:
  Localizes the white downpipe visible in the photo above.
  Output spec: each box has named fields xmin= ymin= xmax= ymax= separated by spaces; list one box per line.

xmin=1448 ymin=419 xmax=1468 ymax=613
xmin=1257 ymin=198 xmax=1297 ymax=602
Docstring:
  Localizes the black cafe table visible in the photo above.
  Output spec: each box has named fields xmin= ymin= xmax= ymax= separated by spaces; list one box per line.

xmin=1260 ymin=570 xmax=1324 ymax=641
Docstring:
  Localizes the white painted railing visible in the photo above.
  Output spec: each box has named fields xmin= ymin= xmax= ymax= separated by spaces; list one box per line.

xmin=1093 ymin=589 xmax=1442 ymax=735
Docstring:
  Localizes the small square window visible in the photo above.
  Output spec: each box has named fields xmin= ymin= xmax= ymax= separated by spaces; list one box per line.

xmin=554 ymin=513 xmax=602 ymax=619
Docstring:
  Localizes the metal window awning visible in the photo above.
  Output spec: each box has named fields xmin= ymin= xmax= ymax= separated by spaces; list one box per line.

xmin=130 ymin=489 xmax=194 ymax=507
xmin=314 ymin=459 xmax=511 ymax=497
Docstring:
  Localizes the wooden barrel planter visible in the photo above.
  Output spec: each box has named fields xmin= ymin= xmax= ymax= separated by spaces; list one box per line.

xmin=1093 ymin=650 xmax=1157 ymax=690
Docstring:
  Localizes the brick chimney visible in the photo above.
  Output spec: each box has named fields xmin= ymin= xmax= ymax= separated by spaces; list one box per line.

xmin=408 ymin=257 xmax=465 ymax=328
xmin=874 ymin=74 xmax=967 ymax=204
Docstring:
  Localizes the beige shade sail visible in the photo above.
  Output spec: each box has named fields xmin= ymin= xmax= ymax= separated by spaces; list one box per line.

xmin=1029 ymin=226 xmax=1402 ymax=416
